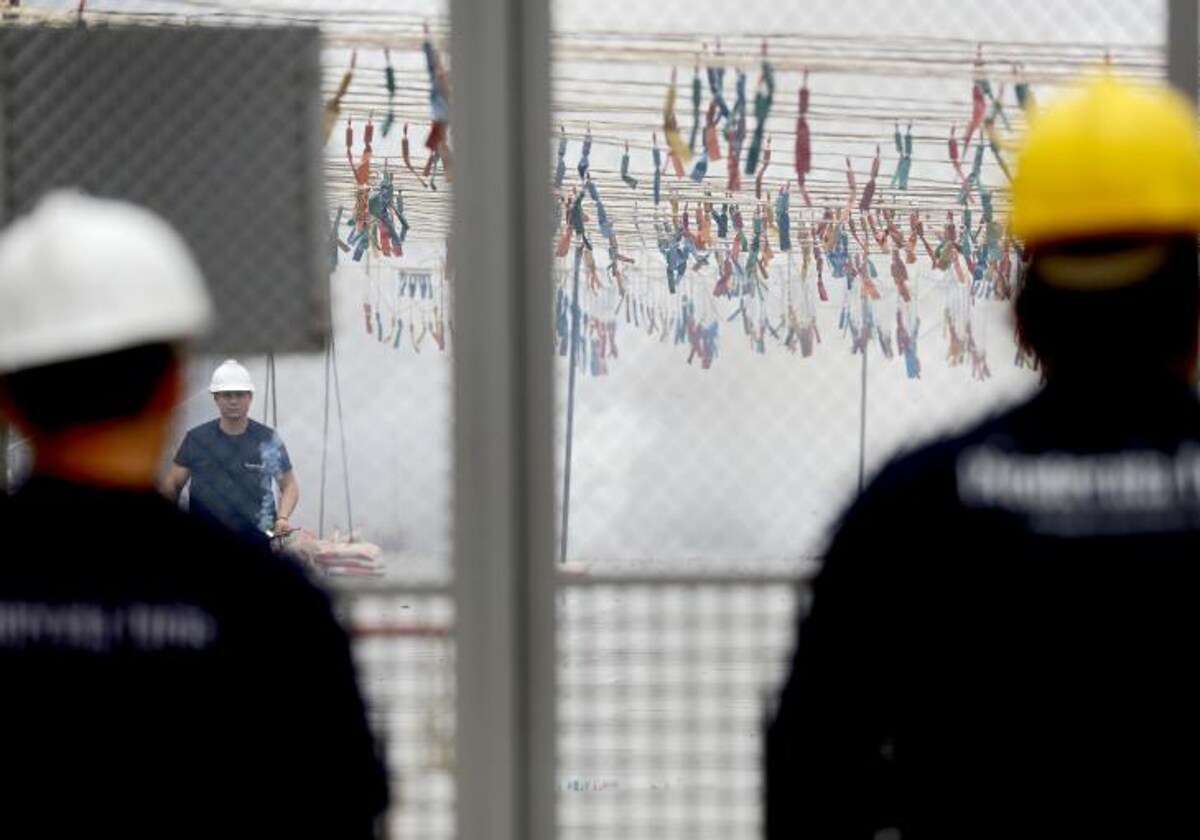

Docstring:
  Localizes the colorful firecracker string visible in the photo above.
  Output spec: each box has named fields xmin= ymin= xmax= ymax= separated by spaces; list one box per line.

xmin=18 ymin=4 xmax=1145 ymax=374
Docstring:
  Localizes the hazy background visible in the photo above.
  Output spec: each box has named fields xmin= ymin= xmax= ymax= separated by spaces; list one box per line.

xmin=16 ymin=0 xmax=1164 ymax=570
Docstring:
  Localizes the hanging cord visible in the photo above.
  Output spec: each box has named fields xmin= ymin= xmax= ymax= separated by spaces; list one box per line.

xmin=331 ymin=335 xmax=354 ymax=539
xmin=318 ymin=335 xmax=355 ymax=541
xmin=261 ymin=352 xmax=278 ymax=427
xmin=319 ymin=342 xmax=331 ymax=539
xmin=269 ymin=353 xmax=278 ymax=427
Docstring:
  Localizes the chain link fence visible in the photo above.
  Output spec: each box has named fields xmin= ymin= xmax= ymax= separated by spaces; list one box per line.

xmin=3 ymin=0 xmax=1170 ymax=837
xmin=550 ymin=1 xmax=1161 ymax=837
xmin=0 ymin=23 xmax=329 ymax=355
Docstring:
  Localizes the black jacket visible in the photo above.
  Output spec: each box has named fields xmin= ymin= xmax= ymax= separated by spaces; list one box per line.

xmin=767 ymin=375 xmax=1200 ymax=838
xmin=0 ymin=477 xmax=389 ymax=838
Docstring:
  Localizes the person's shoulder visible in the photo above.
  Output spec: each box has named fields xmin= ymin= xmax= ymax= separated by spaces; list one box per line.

xmin=866 ymin=403 xmax=1026 ymax=499
xmin=244 ymin=418 xmax=281 ymax=438
xmin=819 ymin=413 xmax=1022 ymax=564
xmin=183 ymin=418 xmax=220 ymax=439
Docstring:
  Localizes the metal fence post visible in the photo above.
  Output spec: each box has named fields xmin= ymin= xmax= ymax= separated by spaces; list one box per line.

xmin=1168 ymin=0 xmax=1199 ymax=98
xmin=451 ymin=0 xmax=556 ymax=838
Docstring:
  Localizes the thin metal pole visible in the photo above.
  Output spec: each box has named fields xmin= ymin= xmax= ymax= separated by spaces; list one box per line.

xmin=262 ymin=351 xmax=278 ymax=428
xmin=319 ymin=340 xmax=331 ymax=539
xmin=330 ymin=335 xmax=354 ymax=537
xmin=858 ymin=343 xmax=868 ymax=494
xmin=559 ymin=245 xmax=583 ymax=564
xmin=1168 ymin=0 xmax=1199 ymax=100
xmin=0 ymin=419 xmax=8 ymax=493
xmin=1 ymin=41 xmax=8 ymax=495
xmin=452 ymin=0 xmax=556 ymax=835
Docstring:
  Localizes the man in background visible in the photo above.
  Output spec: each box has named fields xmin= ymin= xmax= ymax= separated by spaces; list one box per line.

xmin=0 ymin=190 xmax=388 ymax=837
xmin=163 ymin=358 xmax=299 ymax=549
xmin=767 ymin=73 xmax=1200 ymax=838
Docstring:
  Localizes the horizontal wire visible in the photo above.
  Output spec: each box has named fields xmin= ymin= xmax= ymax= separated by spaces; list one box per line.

xmin=13 ymin=3 xmax=1155 ymax=256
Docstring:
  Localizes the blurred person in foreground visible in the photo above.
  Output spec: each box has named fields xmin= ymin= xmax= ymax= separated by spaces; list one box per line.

xmin=0 ymin=190 xmax=388 ymax=838
xmin=162 ymin=357 xmax=299 ymax=550
xmin=766 ymin=73 xmax=1200 ymax=838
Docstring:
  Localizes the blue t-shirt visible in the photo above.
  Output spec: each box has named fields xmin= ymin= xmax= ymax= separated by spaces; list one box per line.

xmin=174 ymin=418 xmax=293 ymax=543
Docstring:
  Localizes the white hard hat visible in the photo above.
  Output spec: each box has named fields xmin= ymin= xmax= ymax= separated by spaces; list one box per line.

xmin=0 ymin=190 xmax=213 ymax=373
xmin=209 ymin=359 xmax=255 ymax=393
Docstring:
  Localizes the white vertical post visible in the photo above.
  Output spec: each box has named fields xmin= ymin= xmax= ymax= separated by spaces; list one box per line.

xmin=1169 ymin=0 xmax=1199 ymax=99
xmin=450 ymin=0 xmax=556 ymax=838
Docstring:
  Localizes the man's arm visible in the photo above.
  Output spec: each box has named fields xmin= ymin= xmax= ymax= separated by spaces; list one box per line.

xmin=161 ymin=463 xmax=190 ymax=503
xmin=275 ymin=469 xmax=299 ymax=533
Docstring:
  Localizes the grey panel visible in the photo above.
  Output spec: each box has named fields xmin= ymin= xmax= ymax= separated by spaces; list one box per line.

xmin=0 ymin=25 xmax=329 ymax=353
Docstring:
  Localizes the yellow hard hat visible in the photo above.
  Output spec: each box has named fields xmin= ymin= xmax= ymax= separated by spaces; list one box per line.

xmin=1010 ymin=74 xmax=1200 ymax=244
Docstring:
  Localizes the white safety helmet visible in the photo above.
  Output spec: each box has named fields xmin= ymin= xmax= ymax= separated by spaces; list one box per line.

xmin=0 ymin=189 xmax=213 ymax=373
xmin=209 ymin=358 xmax=255 ymax=393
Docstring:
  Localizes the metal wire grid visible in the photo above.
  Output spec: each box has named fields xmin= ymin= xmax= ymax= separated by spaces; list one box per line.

xmin=549 ymin=0 xmax=1163 ymax=568
xmin=558 ymin=577 xmax=799 ymax=839
xmin=0 ymin=25 xmax=330 ymax=355
xmin=545 ymin=4 xmax=1159 ymax=839
xmin=2 ymin=2 xmax=1167 ymax=838
xmin=343 ymin=587 xmax=457 ymax=840
xmin=341 ymin=577 xmax=799 ymax=840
